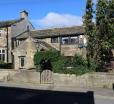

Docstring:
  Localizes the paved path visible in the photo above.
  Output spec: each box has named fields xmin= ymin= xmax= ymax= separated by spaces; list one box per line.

xmin=0 ymin=82 xmax=114 ymax=104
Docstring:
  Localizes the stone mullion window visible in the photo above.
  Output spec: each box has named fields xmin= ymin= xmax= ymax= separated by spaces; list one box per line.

xmin=0 ymin=49 xmax=6 ymax=62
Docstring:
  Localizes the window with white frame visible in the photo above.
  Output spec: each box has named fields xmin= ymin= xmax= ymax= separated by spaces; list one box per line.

xmin=61 ymin=36 xmax=79 ymax=45
xmin=70 ymin=36 xmax=79 ymax=44
xmin=61 ymin=37 xmax=69 ymax=44
xmin=0 ymin=49 xmax=5 ymax=62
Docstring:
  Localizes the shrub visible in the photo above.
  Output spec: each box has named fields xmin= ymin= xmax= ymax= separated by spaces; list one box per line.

xmin=53 ymin=56 xmax=65 ymax=72
xmin=72 ymin=54 xmax=87 ymax=67
xmin=0 ymin=61 xmax=12 ymax=69
xmin=34 ymin=50 xmax=65 ymax=71
xmin=34 ymin=50 xmax=60 ymax=65
xmin=64 ymin=57 xmax=73 ymax=67
xmin=34 ymin=51 xmax=95 ymax=75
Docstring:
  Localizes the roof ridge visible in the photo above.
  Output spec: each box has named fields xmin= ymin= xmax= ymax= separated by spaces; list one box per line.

xmin=36 ymin=26 xmax=84 ymax=31
xmin=0 ymin=18 xmax=24 ymax=27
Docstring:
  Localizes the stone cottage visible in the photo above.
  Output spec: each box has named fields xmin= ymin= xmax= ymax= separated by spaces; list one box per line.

xmin=0 ymin=10 xmax=87 ymax=70
xmin=0 ymin=10 xmax=34 ymax=64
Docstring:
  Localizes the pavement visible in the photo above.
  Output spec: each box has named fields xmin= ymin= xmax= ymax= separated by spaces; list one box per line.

xmin=0 ymin=82 xmax=114 ymax=104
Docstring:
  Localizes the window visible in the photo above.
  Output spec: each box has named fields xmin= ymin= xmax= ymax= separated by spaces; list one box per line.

xmin=70 ymin=36 xmax=79 ymax=44
xmin=19 ymin=56 xmax=25 ymax=69
xmin=51 ymin=37 xmax=58 ymax=43
xmin=16 ymin=40 xmax=20 ymax=47
xmin=0 ymin=49 xmax=6 ymax=62
xmin=61 ymin=37 xmax=69 ymax=44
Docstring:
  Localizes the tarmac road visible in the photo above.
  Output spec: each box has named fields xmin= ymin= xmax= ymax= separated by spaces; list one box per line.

xmin=0 ymin=82 xmax=114 ymax=104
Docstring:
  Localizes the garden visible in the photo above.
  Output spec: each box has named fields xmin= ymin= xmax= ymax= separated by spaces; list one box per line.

xmin=34 ymin=50 xmax=96 ymax=75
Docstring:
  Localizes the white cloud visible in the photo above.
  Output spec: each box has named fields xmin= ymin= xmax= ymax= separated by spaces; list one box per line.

xmin=32 ymin=12 xmax=83 ymax=29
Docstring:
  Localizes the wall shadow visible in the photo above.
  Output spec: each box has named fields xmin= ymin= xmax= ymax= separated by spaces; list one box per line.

xmin=0 ymin=86 xmax=95 ymax=104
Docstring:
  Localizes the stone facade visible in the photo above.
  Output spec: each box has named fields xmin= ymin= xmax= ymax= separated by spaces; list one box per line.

xmin=13 ymin=37 xmax=37 ymax=69
xmin=0 ymin=28 xmax=8 ymax=63
xmin=0 ymin=10 xmax=34 ymax=65
xmin=41 ymin=35 xmax=87 ymax=57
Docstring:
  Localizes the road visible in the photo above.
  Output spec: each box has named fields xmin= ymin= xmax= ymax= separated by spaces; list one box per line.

xmin=0 ymin=82 xmax=114 ymax=104
xmin=95 ymin=96 xmax=114 ymax=104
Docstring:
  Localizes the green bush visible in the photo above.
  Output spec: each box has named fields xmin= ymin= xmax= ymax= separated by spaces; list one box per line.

xmin=0 ymin=61 xmax=12 ymax=69
xmin=64 ymin=57 xmax=73 ymax=67
xmin=34 ymin=51 xmax=95 ymax=75
xmin=72 ymin=54 xmax=87 ymax=67
xmin=53 ymin=56 xmax=65 ymax=72
xmin=89 ymin=59 xmax=98 ymax=71
xmin=34 ymin=50 xmax=65 ymax=71
xmin=34 ymin=50 xmax=60 ymax=65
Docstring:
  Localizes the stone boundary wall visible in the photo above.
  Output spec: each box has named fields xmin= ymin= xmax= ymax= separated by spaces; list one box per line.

xmin=53 ymin=72 xmax=114 ymax=89
xmin=0 ymin=69 xmax=19 ymax=81
xmin=0 ymin=69 xmax=114 ymax=89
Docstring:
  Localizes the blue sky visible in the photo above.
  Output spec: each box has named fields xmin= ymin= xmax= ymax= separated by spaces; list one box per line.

xmin=0 ymin=0 xmax=96 ymax=29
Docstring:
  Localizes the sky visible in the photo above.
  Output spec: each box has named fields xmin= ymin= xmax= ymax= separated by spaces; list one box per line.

xmin=0 ymin=0 xmax=96 ymax=29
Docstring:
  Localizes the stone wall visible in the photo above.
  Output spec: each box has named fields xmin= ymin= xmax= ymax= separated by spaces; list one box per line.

xmin=0 ymin=70 xmax=19 ymax=81
xmin=0 ymin=70 xmax=114 ymax=89
xmin=53 ymin=73 xmax=114 ymax=89
xmin=11 ymin=70 xmax=40 ymax=83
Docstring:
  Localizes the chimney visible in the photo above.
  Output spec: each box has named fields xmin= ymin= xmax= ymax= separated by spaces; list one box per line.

xmin=20 ymin=10 xmax=28 ymax=19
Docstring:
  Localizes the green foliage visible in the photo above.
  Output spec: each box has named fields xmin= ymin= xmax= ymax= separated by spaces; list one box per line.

xmin=34 ymin=50 xmax=96 ymax=75
xmin=72 ymin=54 xmax=87 ymax=67
xmin=34 ymin=50 xmax=65 ymax=71
xmin=83 ymin=0 xmax=95 ymax=68
xmin=83 ymin=0 xmax=114 ymax=71
xmin=34 ymin=50 xmax=60 ymax=65
xmin=0 ymin=61 xmax=12 ymax=69
xmin=53 ymin=56 xmax=65 ymax=72
xmin=0 ymin=60 xmax=5 ymax=64
xmin=64 ymin=57 xmax=73 ymax=67
xmin=95 ymin=0 xmax=114 ymax=70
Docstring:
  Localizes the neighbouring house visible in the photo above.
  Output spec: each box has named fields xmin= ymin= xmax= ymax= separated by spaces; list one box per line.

xmin=0 ymin=11 xmax=87 ymax=70
xmin=0 ymin=10 xmax=34 ymax=64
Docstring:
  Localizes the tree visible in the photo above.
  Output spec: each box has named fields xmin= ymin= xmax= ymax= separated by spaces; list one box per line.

xmin=108 ymin=0 xmax=114 ymax=45
xmin=83 ymin=0 xmax=95 ymax=67
xmin=83 ymin=0 xmax=114 ymax=71
xmin=95 ymin=0 xmax=114 ymax=70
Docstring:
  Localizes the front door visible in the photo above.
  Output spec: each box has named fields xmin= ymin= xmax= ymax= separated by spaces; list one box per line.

xmin=19 ymin=56 xmax=25 ymax=69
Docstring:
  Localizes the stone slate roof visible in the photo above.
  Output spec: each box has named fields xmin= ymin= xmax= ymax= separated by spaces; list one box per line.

xmin=11 ymin=19 xmax=34 ymax=37
xmin=36 ymin=40 xmax=58 ymax=51
xmin=0 ymin=18 xmax=34 ymax=37
xmin=16 ymin=26 xmax=85 ymax=39
xmin=0 ymin=19 xmax=23 ymax=28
